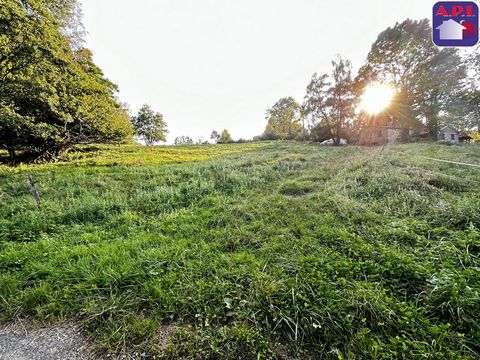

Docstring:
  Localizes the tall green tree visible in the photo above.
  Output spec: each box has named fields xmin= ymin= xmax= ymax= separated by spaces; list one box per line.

xmin=416 ymin=49 xmax=468 ymax=134
xmin=457 ymin=51 xmax=480 ymax=132
xmin=132 ymin=105 xmax=168 ymax=145
xmin=263 ymin=97 xmax=302 ymax=140
xmin=0 ymin=0 xmax=132 ymax=162
xmin=219 ymin=129 xmax=233 ymax=144
xmin=303 ymin=56 xmax=355 ymax=145
xmin=356 ymin=19 xmax=467 ymax=137
xmin=463 ymin=89 xmax=480 ymax=132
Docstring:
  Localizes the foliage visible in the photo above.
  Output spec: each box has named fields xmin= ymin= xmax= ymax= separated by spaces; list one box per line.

xmin=0 ymin=0 xmax=132 ymax=162
xmin=262 ymin=20 xmax=477 ymax=143
xmin=0 ymin=142 xmax=479 ymax=359
xmin=219 ymin=129 xmax=233 ymax=144
xmin=210 ymin=130 xmax=220 ymax=144
xmin=457 ymin=52 xmax=480 ymax=132
xmin=263 ymin=97 xmax=303 ymax=140
xmin=174 ymin=136 xmax=194 ymax=145
xmin=132 ymin=104 xmax=168 ymax=146
xmin=468 ymin=132 xmax=480 ymax=143
xmin=356 ymin=19 xmax=467 ymax=137
xmin=304 ymin=56 xmax=355 ymax=145
xmin=309 ymin=123 xmax=337 ymax=143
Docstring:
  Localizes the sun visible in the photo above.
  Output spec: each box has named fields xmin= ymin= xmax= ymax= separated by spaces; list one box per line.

xmin=360 ymin=83 xmax=396 ymax=114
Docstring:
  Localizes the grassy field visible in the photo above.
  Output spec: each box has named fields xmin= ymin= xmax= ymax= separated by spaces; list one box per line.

xmin=0 ymin=142 xmax=479 ymax=359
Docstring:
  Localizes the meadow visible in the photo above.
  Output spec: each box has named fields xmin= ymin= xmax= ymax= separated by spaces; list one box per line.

xmin=0 ymin=142 xmax=479 ymax=359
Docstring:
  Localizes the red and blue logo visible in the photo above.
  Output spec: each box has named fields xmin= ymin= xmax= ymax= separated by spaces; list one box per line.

xmin=433 ymin=1 xmax=479 ymax=47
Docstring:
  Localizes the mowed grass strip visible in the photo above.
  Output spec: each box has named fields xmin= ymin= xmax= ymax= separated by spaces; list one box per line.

xmin=0 ymin=142 xmax=479 ymax=359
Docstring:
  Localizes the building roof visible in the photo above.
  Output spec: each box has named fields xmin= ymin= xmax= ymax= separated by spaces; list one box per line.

xmin=439 ymin=125 xmax=458 ymax=133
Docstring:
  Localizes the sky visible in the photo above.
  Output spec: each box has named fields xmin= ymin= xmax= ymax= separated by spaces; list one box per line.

xmin=80 ymin=0 xmax=433 ymax=143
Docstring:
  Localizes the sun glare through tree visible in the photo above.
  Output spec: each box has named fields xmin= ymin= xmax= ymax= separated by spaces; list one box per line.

xmin=360 ymin=83 xmax=396 ymax=114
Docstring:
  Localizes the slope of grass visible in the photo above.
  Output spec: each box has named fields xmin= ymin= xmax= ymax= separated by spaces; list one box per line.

xmin=0 ymin=143 xmax=266 ymax=171
xmin=0 ymin=142 xmax=479 ymax=359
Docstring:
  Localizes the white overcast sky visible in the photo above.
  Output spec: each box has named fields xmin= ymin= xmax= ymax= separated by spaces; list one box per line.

xmin=80 ymin=0 xmax=432 ymax=143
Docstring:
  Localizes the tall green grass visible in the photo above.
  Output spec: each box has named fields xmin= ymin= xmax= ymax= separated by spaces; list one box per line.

xmin=0 ymin=142 xmax=479 ymax=359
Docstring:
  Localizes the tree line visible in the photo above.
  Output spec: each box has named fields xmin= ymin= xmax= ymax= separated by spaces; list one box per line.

xmin=173 ymin=130 xmax=237 ymax=145
xmin=129 ymin=106 xmax=237 ymax=145
xmin=2 ymin=4 xmax=479 ymax=164
xmin=259 ymin=19 xmax=480 ymax=144
xmin=0 ymin=0 xmax=238 ymax=160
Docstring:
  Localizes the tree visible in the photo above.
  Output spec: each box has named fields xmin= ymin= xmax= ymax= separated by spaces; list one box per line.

xmin=174 ymin=136 xmax=193 ymax=145
xmin=303 ymin=56 xmax=355 ymax=145
xmin=42 ymin=0 xmax=86 ymax=49
xmin=219 ymin=129 xmax=233 ymax=144
xmin=0 ymin=0 xmax=132 ymax=162
xmin=416 ymin=49 xmax=467 ymax=135
xmin=210 ymin=130 xmax=221 ymax=144
xmin=463 ymin=90 xmax=480 ymax=132
xmin=471 ymin=51 xmax=480 ymax=84
xmin=132 ymin=105 xmax=167 ymax=146
xmin=263 ymin=97 xmax=303 ymax=140
xmin=457 ymin=52 xmax=480 ymax=132
xmin=356 ymin=19 xmax=467 ymax=138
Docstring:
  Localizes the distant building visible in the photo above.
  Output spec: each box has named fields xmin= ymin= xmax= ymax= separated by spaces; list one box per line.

xmin=358 ymin=115 xmax=474 ymax=146
xmin=359 ymin=115 xmax=410 ymax=145
xmin=437 ymin=126 xmax=459 ymax=143
xmin=359 ymin=126 xmax=405 ymax=145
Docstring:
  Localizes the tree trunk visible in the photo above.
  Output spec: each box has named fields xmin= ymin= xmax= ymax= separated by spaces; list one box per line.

xmin=336 ymin=120 xmax=341 ymax=145
xmin=426 ymin=114 xmax=439 ymax=140
xmin=329 ymin=126 xmax=336 ymax=145
xmin=334 ymin=112 xmax=342 ymax=146
xmin=302 ymin=118 xmax=306 ymax=140
xmin=57 ymin=147 xmax=69 ymax=158
xmin=7 ymin=148 xmax=15 ymax=164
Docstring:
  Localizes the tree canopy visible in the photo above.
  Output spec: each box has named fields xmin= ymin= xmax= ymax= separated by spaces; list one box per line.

xmin=356 ymin=19 xmax=467 ymax=137
xmin=304 ymin=56 xmax=355 ymax=145
xmin=132 ymin=105 xmax=168 ymax=146
xmin=219 ymin=129 xmax=233 ymax=144
xmin=259 ymin=18 xmax=478 ymax=143
xmin=262 ymin=97 xmax=303 ymax=140
xmin=0 ymin=0 xmax=132 ymax=162
xmin=459 ymin=52 xmax=480 ymax=132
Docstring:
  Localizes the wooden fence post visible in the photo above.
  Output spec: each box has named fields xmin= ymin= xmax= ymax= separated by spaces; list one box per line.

xmin=27 ymin=176 xmax=41 ymax=206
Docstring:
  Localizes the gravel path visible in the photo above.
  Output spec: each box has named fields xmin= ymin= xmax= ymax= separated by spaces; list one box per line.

xmin=0 ymin=321 xmax=94 ymax=360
